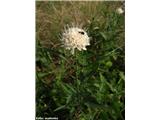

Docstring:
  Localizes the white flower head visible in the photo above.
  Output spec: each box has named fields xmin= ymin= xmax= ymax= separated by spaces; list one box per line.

xmin=117 ymin=7 xmax=124 ymax=14
xmin=60 ymin=25 xmax=90 ymax=54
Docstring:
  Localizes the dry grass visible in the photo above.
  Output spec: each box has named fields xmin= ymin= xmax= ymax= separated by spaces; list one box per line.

xmin=36 ymin=1 xmax=122 ymax=47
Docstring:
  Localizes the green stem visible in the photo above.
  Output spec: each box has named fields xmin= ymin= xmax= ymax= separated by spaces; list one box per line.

xmin=75 ymin=50 xmax=79 ymax=88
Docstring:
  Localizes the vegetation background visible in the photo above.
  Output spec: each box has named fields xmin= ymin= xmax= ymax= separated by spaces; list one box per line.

xmin=36 ymin=1 xmax=125 ymax=120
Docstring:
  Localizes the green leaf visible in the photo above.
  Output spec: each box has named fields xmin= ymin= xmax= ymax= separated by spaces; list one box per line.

xmin=100 ymin=73 xmax=106 ymax=83
xmin=85 ymin=102 xmax=108 ymax=109
xmin=66 ymin=95 xmax=72 ymax=104
xmin=119 ymin=71 xmax=125 ymax=80
xmin=37 ymin=71 xmax=54 ymax=78
xmin=100 ymin=32 xmax=107 ymax=40
xmin=54 ymin=105 xmax=66 ymax=112
xmin=65 ymin=84 xmax=76 ymax=93
xmin=60 ymin=83 xmax=72 ymax=94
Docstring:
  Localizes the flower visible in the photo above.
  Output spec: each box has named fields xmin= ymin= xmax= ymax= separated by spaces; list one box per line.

xmin=116 ymin=7 xmax=124 ymax=14
xmin=61 ymin=26 xmax=90 ymax=54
